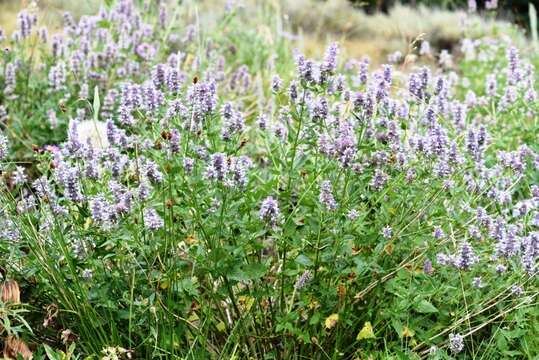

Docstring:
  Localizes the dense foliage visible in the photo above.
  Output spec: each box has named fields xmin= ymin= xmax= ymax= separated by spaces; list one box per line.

xmin=0 ymin=1 xmax=538 ymax=359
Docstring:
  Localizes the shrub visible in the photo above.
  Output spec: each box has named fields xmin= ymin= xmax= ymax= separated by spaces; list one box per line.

xmin=0 ymin=1 xmax=537 ymax=358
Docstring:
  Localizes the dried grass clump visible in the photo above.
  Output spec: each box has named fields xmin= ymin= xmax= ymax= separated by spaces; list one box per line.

xmin=0 ymin=1 xmax=97 ymax=32
xmin=0 ymin=280 xmax=20 ymax=304
xmin=2 ymin=336 xmax=33 ymax=360
xmin=0 ymin=280 xmax=32 ymax=359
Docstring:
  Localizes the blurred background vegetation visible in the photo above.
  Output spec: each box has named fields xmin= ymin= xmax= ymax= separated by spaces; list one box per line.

xmin=0 ymin=0 xmax=535 ymax=66
xmin=352 ymin=0 xmax=533 ymax=31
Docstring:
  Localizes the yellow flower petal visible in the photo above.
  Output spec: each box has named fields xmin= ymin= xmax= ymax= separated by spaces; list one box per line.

xmin=401 ymin=326 xmax=415 ymax=338
xmin=325 ymin=313 xmax=339 ymax=330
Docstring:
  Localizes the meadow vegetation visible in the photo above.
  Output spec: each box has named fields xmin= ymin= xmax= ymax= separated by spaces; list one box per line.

xmin=0 ymin=1 xmax=538 ymax=359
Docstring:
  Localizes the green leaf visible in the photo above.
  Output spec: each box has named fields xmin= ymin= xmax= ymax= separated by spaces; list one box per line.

xmin=502 ymin=350 xmax=523 ymax=357
xmin=496 ymin=333 xmax=509 ymax=352
xmin=178 ymin=278 xmax=199 ymax=296
xmin=118 ymin=309 xmax=131 ymax=319
xmin=356 ymin=321 xmax=375 ymax=340
xmin=501 ymin=328 xmax=526 ymax=339
xmin=43 ymin=344 xmax=61 ymax=360
xmin=415 ymin=300 xmax=438 ymax=314
xmin=216 ymin=321 xmax=227 ymax=332
xmin=243 ymin=263 xmax=267 ymax=279
xmin=309 ymin=312 xmax=320 ymax=325
xmin=295 ymin=254 xmax=313 ymax=266
xmin=229 ymin=263 xmax=267 ymax=281
xmin=391 ymin=319 xmax=403 ymax=337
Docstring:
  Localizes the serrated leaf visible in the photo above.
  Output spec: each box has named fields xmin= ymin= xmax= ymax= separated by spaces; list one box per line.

xmin=502 ymin=350 xmax=523 ymax=357
xmin=415 ymin=300 xmax=438 ymax=314
xmin=243 ymin=263 xmax=267 ymax=280
xmin=229 ymin=263 xmax=266 ymax=281
xmin=356 ymin=321 xmax=375 ymax=340
xmin=501 ymin=328 xmax=526 ymax=339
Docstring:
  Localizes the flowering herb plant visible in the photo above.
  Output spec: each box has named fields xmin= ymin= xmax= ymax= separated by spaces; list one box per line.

xmin=0 ymin=1 xmax=538 ymax=358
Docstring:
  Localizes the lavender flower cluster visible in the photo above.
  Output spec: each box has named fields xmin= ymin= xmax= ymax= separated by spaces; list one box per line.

xmin=1 ymin=3 xmax=536 ymax=293
xmin=0 ymin=1 xmax=537 ymax=357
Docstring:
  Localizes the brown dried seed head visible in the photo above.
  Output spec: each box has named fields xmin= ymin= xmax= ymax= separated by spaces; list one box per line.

xmin=0 ymin=280 xmax=20 ymax=304
xmin=337 ymin=283 xmax=347 ymax=302
xmin=60 ymin=329 xmax=78 ymax=345
xmin=42 ymin=303 xmax=58 ymax=328
xmin=3 ymin=336 xmax=33 ymax=359
xmin=161 ymin=130 xmax=172 ymax=140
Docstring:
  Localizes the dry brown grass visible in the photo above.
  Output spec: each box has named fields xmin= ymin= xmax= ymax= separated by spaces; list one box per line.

xmin=0 ymin=0 xmax=99 ymax=33
xmin=281 ymin=0 xmax=522 ymax=64
xmin=0 ymin=280 xmax=20 ymax=304
xmin=0 ymin=280 xmax=30 ymax=359
xmin=2 ymin=336 xmax=33 ymax=360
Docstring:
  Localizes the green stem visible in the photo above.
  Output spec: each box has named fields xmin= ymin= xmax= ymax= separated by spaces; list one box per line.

xmin=280 ymin=244 xmax=288 ymax=312
xmin=313 ymin=212 xmax=324 ymax=281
